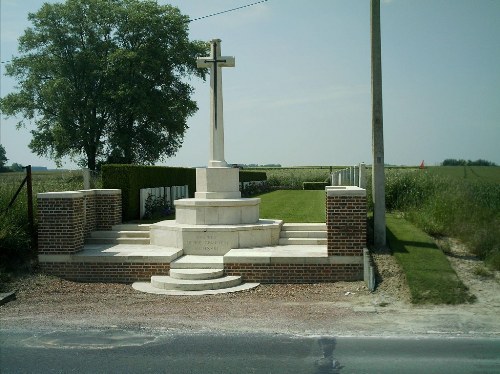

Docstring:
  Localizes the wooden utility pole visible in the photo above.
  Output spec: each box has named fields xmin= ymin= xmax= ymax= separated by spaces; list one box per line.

xmin=371 ymin=0 xmax=386 ymax=248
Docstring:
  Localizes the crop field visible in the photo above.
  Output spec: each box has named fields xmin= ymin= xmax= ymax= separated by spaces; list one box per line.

xmin=0 ymin=170 xmax=87 ymax=196
xmin=425 ymin=166 xmax=500 ymax=183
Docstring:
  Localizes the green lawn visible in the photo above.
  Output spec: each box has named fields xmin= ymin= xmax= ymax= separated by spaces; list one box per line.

xmin=257 ymin=190 xmax=325 ymax=223
xmin=386 ymin=213 xmax=475 ymax=305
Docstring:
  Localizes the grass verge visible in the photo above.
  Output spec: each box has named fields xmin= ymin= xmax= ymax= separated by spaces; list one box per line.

xmin=257 ymin=190 xmax=325 ymax=223
xmin=386 ymin=213 xmax=475 ymax=304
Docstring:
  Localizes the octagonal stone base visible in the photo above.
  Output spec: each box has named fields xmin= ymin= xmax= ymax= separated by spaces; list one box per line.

xmin=150 ymin=219 xmax=283 ymax=256
xmin=174 ymin=198 xmax=260 ymax=225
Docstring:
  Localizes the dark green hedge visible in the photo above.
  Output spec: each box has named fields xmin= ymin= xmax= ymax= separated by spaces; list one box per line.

xmin=239 ymin=170 xmax=267 ymax=183
xmin=102 ymin=165 xmax=196 ymax=221
xmin=102 ymin=166 xmax=268 ymax=221
xmin=303 ymin=181 xmax=329 ymax=190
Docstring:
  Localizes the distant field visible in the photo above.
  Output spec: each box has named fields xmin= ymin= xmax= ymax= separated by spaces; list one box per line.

xmin=425 ymin=166 xmax=500 ymax=183
xmin=0 ymin=170 xmax=85 ymax=195
xmin=2 ymin=165 xmax=498 ymax=194
xmin=246 ymin=166 xmax=339 ymax=189
xmin=248 ymin=165 xmax=500 ymax=189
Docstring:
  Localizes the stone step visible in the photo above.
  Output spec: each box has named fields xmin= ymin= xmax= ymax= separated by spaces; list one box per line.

xmin=279 ymin=230 xmax=327 ymax=239
xmin=169 ymin=268 xmax=224 ymax=281
xmin=150 ymin=275 xmax=242 ymax=291
xmin=86 ymin=237 xmax=150 ymax=245
xmin=112 ymin=224 xmax=151 ymax=232
xmin=170 ymin=255 xmax=224 ymax=269
xmin=132 ymin=281 xmax=259 ymax=296
xmin=90 ymin=231 xmax=150 ymax=239
xmin=282 ymin=223 xmax=326 ymax=231
xmin=278 ymin=238 xmax=327 ymax=245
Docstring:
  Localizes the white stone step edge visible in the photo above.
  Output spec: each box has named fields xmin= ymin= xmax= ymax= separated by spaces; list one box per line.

xmin=278 ymin=238 xmax=327 ymax=245
xmin=169 ymin=268 xmax=224 ymax=281
xmin=86 ymin=237 xmax=150 ymax=245
xmin=132 ymin=281 xmax=259 ymax=296
xmin=279 ymin=230 xmax=327 ymax=238
xmin=282 ymin=223 xmax=326 ymax=231
xmin=90 ymin=231 xmax=150 ymax=239
xmin=112 ymin=224 xmax=151 ymax=231
xmin=151 ymin=275 xmax=241 ymax=291
xmin=170 ymin=256 xmax=224 ymax=270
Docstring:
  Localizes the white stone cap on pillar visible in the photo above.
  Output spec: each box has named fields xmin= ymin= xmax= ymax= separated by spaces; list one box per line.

xmin=79 ymin=189 xmax=97 ymax=196
xmin=326 ymin=186 xmax=366 ymax=197
xmin=37 ymin=191 xmax=84 ymax=199
xmin=93 ymin=189 xmax=121 ymax=195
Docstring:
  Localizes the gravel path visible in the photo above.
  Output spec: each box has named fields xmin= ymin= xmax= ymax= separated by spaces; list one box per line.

xmin=1 ymin=239 xmax=499 ymax=337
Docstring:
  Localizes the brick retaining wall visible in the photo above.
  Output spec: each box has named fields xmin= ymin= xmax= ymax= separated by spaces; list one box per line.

xmin=81 ymin=190 xmax=96 ymax=238
xmin=95 ymin=191 xmax=122 ymax=230
xmin=38 ymin=189 xmax=121 ymax=254
xmin=38 ymin=192 xmax=85 ymax=254
xmin=39 ymin=262 xmax=170 ymax=283
xmin=225 ymin=263 xmax=363 ymax=283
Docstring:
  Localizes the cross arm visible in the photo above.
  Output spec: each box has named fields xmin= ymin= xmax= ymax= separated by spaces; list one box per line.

xmin=196 ymin=56 xmax=235 ymax=68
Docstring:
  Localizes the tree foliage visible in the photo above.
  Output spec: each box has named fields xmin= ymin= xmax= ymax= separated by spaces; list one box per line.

xmin=0 ymin=144 xmax=8 ymax=170
xmin=442 ymin=159 xmax=496 ymax=167
xmin=0 ymin=0 xmax=208 ymax=170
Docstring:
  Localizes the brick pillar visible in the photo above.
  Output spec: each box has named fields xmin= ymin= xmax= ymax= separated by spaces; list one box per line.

xmin=80 ymin=190 xmax=96 ymax=238
xmin=326 ymin=186 xmax=367 ymax=256
xmin=95 ymin=189 xmax=122 ymax=230
xmin=37 ymin=192 xmax=85 ymax=254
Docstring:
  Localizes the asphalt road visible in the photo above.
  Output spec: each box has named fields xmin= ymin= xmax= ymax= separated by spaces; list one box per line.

xmin=1 ymin=329 xmax=499 ymax=373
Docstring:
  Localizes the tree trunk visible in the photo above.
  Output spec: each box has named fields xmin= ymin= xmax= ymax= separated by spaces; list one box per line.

xmin=87 ymin=152 xmax=96 ymax=171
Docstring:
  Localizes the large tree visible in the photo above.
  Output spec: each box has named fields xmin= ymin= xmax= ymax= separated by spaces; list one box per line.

xmin=0 ymin=0 xmax=208 ymax=170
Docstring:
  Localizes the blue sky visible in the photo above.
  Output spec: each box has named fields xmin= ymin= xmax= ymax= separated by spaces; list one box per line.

xmin=1 ymin=0 xmax=499 ymax=168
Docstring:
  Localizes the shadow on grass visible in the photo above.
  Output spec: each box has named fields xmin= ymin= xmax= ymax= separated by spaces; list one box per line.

xmin=385 ymin=213 xmax=475 ymax=305
xmin=386 ymin=227 xmax=440 ymax=254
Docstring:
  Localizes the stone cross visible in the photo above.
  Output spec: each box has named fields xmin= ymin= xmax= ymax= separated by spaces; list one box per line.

xmin=197 ymin=39 xmax=235 ymax=168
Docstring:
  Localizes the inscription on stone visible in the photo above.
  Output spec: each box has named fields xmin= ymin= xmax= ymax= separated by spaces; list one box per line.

xmin=186 ymin=234 xmax=230 ymax=252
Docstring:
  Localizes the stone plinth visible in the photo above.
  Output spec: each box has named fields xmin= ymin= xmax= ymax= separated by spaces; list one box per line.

xmin=175 ymin=198 xmax=260 ymax=225
xmin=195 ymin=167 xmax=241 ymax=199
xmin=150 ymin=220 xmax=282 ymax=256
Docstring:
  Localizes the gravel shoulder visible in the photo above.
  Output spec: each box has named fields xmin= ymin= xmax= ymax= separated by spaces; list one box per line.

xmin=1 ymin=239 xmax=499 ymax=338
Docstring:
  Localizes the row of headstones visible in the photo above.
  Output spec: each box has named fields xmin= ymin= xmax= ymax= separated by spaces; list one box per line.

xmin=330 ymin=163 xmax=367 ymax=188
xmin=139 ymin=186 xmax=189 ymax=219
xmin=139 ymin=181 xmax=267 ymax=219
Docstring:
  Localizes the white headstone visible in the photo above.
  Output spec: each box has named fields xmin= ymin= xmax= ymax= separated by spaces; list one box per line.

xmin=197 ymin=39 xmax=235 ymax=168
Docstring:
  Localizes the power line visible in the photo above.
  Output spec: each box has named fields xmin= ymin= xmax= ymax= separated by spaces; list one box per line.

xmin=0 ymin=0 xmax=270 ymax=64
xmin=188 ymin=0 xmax=268 ymax=22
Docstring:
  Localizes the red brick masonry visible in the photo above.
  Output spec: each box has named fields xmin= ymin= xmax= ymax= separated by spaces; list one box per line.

xmin=37 ymin=189 xmax=121 ymax=255
xmin=40 ymin=262 xmax=170 ymax=283
xmin=38 ymin=193 xmax=85 ymax=255
xmin=326 ymin=187 xmax=367 ymax=257
xmin=225 ymin=263 xmax=363 ymax=283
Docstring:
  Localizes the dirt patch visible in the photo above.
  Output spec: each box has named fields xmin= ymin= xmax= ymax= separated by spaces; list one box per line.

xmin=436 ymin=237 xmax=500 ymax=305
xmin=371 ymin=250 xmax=411 ymax=304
